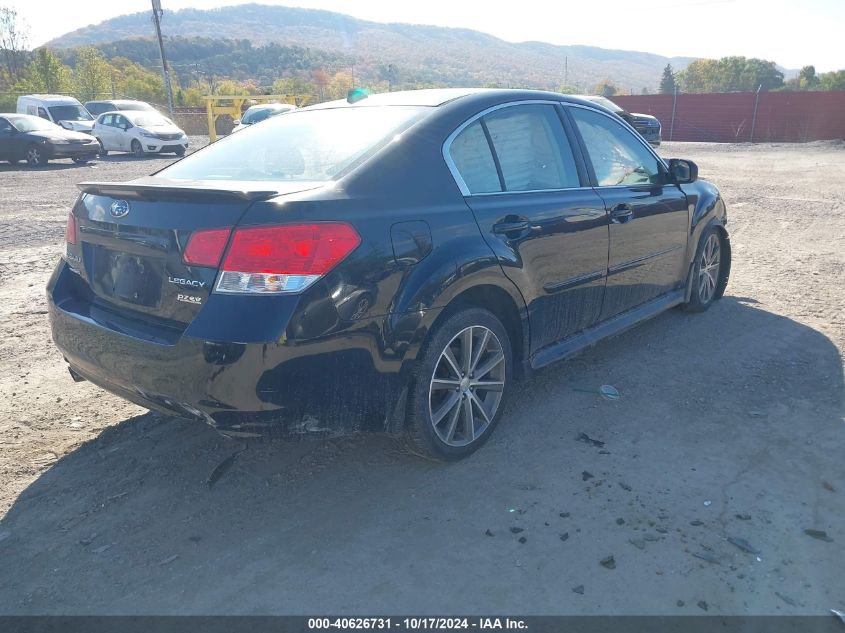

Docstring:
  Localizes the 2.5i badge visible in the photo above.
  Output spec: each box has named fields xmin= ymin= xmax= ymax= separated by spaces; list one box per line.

xmin=177 ymin=293 xmax=202 ymax=305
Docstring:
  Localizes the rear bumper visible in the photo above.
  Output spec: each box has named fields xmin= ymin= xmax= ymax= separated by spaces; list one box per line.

xmin=47 ymin=259 xmax=406 ymax=431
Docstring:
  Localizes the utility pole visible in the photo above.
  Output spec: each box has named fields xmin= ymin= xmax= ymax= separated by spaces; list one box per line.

xmin=151 ymin=0 xmax=175 ymax=115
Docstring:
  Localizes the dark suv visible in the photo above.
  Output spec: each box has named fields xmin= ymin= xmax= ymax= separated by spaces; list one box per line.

xmin=579 ymin=95 xmax=662 ymax=145
xmin=48 ymin=89 xmax=729 ymax=459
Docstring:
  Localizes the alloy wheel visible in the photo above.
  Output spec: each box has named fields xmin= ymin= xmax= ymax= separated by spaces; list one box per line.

xmin=26 ymin=147 xmax=42 ymax=166
xmin=428 ymin=325 xmax=505 ymax=447
xmin=697 ymin=233 xmax=721 ymax=303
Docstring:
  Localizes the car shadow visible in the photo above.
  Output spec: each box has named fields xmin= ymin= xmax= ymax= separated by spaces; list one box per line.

xmin=0 ymin=161 xmax=95 ymax=172
xmin=1 ymin=296 xmax=842 ymax=615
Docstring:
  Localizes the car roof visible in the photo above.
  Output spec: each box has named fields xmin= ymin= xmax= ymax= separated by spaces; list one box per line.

xmin=306 ymin=88 xmax=612 ymax=111
xmin=19 ymin=94 xmax=81 ymax=103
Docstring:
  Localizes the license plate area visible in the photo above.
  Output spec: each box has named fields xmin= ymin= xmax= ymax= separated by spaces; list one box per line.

xmin=91 ymin=248 xmax=164 ymax=308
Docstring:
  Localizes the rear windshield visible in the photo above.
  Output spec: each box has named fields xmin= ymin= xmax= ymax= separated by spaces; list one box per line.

xmin=48 ymin=105 xmax=93 ymax=121
xmin=158 ymin=105 xmax=428 ymax=182
xmin=118 ymin=102 xmax=155 ymax=111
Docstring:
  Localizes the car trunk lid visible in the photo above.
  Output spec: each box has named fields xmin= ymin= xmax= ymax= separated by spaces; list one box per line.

xmin=70 ymin=179 xmax=320 ymax=328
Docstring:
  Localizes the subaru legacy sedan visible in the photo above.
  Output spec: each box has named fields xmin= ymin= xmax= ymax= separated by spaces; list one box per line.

xmin=48 ymin=89 xmax=730 ymax=459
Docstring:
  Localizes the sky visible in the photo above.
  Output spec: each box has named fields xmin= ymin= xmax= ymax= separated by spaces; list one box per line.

xmin=8 ymin=0 xmax=845 ymax=72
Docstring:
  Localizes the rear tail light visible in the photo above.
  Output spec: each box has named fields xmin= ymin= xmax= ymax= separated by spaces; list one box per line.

xmin=183 ymin=228 xmax=231 ymax=267
xmin=65 ymin=213 xmax=77 ymax=245
xmin=215 ymin=223 xmax=361 ymax=294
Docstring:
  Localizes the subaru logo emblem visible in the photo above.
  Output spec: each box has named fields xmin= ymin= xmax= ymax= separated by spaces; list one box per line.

xmin=110 ymin=200 xmax=130 ymax=218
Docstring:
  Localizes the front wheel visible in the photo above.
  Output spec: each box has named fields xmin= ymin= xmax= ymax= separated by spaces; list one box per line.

xmin=131 ymin=139 xmax=145 ymax=158
xmin=174 ymin=147 xmax=186 ymax=156
xmin=407 ymin=307 xmax=512 ymax=460
xmin=682 ymin=227 xmax=727 ymax=312
xmin=25 ymin=144 xmax=47 ymax=167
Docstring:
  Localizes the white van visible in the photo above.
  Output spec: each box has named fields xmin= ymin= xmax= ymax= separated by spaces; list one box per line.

xmin=16 ymin=95 xmax=95 ymax=133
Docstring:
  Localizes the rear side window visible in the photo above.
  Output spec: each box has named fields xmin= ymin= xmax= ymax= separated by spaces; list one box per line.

xmin=484 ymin=105 xmax=580 ymax=192
xmin=448 ymin=120 xmax=502 ymax=194
xmin=100 ymin=114 xmax=113 ymax=126
xmin=569 ymin=107 xmax=661 ymax=187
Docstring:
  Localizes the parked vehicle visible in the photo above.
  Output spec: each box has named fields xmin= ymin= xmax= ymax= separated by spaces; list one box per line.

xmin=0 ymin=114 xmax=100 ymax=166
xmin=231 ymin=103 xmax=296 ymax=133
xmin=93 ymin=110 xmax=188 ymax=157
xmin=48 ymin=89 xmax=730 ymax=459
xmin=16 ymin=95 xmax=95 ymax=133
xmin=85 ymin=99 xmax=158 ymax=117
xmin=579 ymin=95 xmax=662 ymax=145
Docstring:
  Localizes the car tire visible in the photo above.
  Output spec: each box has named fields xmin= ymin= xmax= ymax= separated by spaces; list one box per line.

xmin=131 ymin=139 xmax=145 ymax=158
xmin=407 ymin=307 xmax=512 ymax=460
xmin=25 ymin=144 xmax=47 ymax=167
xmin=174 ymin=148 xmax=186 ymax=157
xmin=682 ymin=226 xmax=727 ymax=313
xmin=96 ymin=139 xmax=108 ymax=157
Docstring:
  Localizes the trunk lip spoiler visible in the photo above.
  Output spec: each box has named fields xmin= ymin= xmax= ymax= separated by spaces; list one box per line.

xmin=77 ymin=179 xmax=321 ymax=201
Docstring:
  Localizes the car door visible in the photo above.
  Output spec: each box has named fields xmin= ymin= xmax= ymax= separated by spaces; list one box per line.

xmin=95 ymin=114 xmax=113 ymax=149
xmin=566 ymin=105 xmax=689 ymax=320
xmin=447 ymin=102 xmax=610 ymax=352
xmin=0 ymin=117 xmax=12 ymax=159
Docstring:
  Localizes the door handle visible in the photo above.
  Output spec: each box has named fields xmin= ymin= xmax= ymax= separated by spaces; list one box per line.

xmin=492 ymin=219 xmax=530 ymax=235
xmin=610 ymin=204 xmax=634 ymax=224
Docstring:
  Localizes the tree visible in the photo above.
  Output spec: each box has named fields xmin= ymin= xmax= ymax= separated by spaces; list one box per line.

xmin=73 ymin=46 xmax=112 ymax=101
xmin=659 ymin=64 xmax=676 ymax=94
xmin=818 ymin=70 xmax=845 ymax=91
xmin=0 ymin=6 xmax=29 ymax=84
xmin=17 ymin=47 xmax=71 ymax=93
xmin=677 ymin=57 xmax=783 ymax=93
xmin=798 ymin=65 xmax=819 ymax=90
xmin=593 ymin=79 xmax=617 ymax=97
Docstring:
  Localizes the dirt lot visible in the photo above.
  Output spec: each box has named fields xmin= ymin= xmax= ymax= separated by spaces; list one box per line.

xmin=0 ymin=140 xmax=843 ymax=615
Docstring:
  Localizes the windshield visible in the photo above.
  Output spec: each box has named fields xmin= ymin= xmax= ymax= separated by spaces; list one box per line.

xmin=130 ymin=113 xmax=171 ymax=127
xmin=118 ymin=102 xmax=155 ymax=111
xmin=10 ymin=116 xmax=59 ymax=132
xmin=48 ymin=105 xmax=93 ymax=122
xmin=242 ymin=105 xmax=294 ymax=124
xmin=159 ymin=105 xmax=427 ymax=182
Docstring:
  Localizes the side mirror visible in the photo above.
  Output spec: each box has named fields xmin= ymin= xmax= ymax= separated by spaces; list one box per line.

xmin=668 ymin=158 xmax=698 ymax=184
xmin=121 ymin=124 xmax=130 ymax=131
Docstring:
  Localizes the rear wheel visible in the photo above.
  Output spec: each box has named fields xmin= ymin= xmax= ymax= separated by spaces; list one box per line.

xmin=407 ymin=307 xmax=512 ymax=460
xmin=96 ymin=139 xmax=108 ymax=156
xmin=683 ymin=227 xmax=726 ymax=312
xmin=25 ymin=144 xmax=47 ymax=167
xmin=131 ymin=139 xmax=145 ymax=158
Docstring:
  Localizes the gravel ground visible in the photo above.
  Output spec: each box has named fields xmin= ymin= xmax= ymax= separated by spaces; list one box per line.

xmin=0 ymin=139 xmax=843 ymax=615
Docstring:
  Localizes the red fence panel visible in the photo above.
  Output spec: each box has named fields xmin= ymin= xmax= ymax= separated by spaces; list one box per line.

xmin=613 ymin=91 xmax=845 ymax=142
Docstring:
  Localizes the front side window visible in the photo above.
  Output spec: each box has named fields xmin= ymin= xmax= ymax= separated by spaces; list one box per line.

xmin=159 ymin=105 xmax=427 ymax=183
xmin=448 ymin=120 xmax=502 ymax=194
xmin=484 ymin=104 xmax=580 ymax=192
xmin=570 ymin=107 xmax=661 ymax=187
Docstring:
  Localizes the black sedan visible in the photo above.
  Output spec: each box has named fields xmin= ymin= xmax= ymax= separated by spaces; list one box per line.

xmin=48 ymin=89 xmax=730 ymax=459
xmin=0 ymin=114 xmax=100 ymax=166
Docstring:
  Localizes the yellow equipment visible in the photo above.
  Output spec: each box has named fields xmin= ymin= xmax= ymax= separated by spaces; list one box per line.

xmin=204 ymin=94 xmax=311 ymax=142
